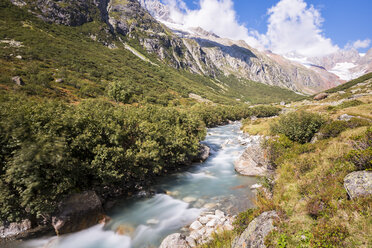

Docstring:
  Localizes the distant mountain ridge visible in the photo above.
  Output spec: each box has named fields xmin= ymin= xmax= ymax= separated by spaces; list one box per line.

xmin=138 ymin=0 xmax=343 ymax=94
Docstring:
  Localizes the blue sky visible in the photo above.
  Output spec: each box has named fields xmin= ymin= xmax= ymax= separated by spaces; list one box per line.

xmin=176 ymin=0 xmax=372 ymax=53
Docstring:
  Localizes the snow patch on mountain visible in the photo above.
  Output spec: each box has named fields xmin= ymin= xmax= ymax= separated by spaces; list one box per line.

xmin=329 ymin=62 xmax=365 ymax=81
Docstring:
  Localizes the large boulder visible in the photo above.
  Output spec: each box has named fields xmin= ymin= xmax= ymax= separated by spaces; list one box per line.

xmin=232 ymin=211 xmax=279 ymax=248
xmin=313 ymin=93 xmax=328 ymax=101
xmin=0 ymin=219 xmax=32 ymax=238
xmin=234 ymin=143 xmax=271 ymax=176
xmin=52 ymin=191 xmax=105 ymax=235
xmin=194 ymin=144 xmax=210 ymax=162
xmin=344 ymin=171 xmax=372 ymax=199
xmin=159 ymin=233 xmax=190 ymax=248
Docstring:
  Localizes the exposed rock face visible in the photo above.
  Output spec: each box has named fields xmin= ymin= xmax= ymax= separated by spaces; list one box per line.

xmin=344 ymin=171 xmax=372 ymax=199
xmin=313 ymin=93 xmax=328 ymax=100
xmin=159 ymin=233 xmax=189 ymax=248
xmin=232 ymin=211 xmax=278 ymax=248
xmin=0 ymin=219 xmax=32 ymax=238
xmin=139 ymin=0 xmax=341 ymax=94
xmin=234 ymin=142 xmax=271 ymax=177
xmin=52 ymin=191 xmax=104 ymax=235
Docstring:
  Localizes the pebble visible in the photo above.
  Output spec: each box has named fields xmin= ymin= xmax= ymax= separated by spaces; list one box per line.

xmin=183 ymin=196 xmax=197 ymax=203
xmin=146 ymin=219 xmax=159 ymax=225
xmin=203 ymin=203 xmax=216 ymax=209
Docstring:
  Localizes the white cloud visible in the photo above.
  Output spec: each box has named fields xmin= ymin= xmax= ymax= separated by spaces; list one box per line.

xmin=164 ymin=0 xmax=262 ymax=48
xmin=162 ymin=0 xmax=372 ymax=57
xmin=350 ymin=39 xmax=371 ymax=49
xmin=262 ymin=0 xmax=339 ymax=57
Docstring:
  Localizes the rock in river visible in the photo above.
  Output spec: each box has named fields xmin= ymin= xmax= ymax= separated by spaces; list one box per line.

xmin=0 ymin=219 xmax=32 ymax=238
xmin=52 ymin=191 xmax=105 ymax=235
xmin=344 ymin=171 xmax=372 ymax=199
xmin=159 ymin=233 xmax=190 ymax=248
xmin=193 ymin=144 xmax=210 ymax=162
xmin=232 ymin=211 xmax=279 ymax=248
xmin=234 ymin=142 xmax=271 ymax=176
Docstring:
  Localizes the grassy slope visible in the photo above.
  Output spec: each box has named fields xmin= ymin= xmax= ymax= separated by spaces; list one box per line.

xmin=202 ymin=75 xmax=372 ymax=247
xmin=0 ymin=1 xmax=303 ymax=105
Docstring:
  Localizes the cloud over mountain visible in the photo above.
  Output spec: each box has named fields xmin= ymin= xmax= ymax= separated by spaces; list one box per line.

xmin=161 ymin=0 xmax=366 ymax=58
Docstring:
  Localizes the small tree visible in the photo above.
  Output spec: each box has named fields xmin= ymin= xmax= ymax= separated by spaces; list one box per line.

xmin=271 ymin=111 xmax=325 ymax=144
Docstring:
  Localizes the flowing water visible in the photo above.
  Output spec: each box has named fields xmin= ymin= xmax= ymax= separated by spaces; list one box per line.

xmin=22 ymin=123 xmax=258 ymax=248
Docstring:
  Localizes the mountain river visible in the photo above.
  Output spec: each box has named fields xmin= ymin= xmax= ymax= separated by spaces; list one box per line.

xmin=22 ymin=122 xmax=258 ymax=248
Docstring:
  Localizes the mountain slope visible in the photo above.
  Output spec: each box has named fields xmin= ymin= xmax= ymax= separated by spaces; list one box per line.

xmin=139 ymin=0 xmax=343 ymax=94
xmin=0 ymin=0 xmax=303 ymax=105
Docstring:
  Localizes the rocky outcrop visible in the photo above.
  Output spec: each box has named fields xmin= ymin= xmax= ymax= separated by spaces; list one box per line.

xmin=159 ymin=233 xmax=189 ymax=248
xmin=344 ymin=171 xmax=372 ymax=199
xmin=0 ymin=219 xmax=32 ymax=238
xmin=52 ymin=191 xmax=105 ymax=235
xmin=234 ymin=142 xmax=271 ymax=177
xmin=232 ymin=211 xmax=278 ymax=248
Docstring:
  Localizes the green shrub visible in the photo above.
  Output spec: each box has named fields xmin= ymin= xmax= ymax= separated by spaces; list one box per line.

xmin=319 ymin=121 xmax=349 ymax=139
xmin=271 ymin=111 xmax=325 ymax=144
xmin=263 ymin=135 xmax=293 ymax=167
xmin=233 ymin=208 xmax=259 ymax=235
xmin=311 ymin=222 xmax=349 ymax=247
xmin=345 ymin=127 xmax=372 ymax=170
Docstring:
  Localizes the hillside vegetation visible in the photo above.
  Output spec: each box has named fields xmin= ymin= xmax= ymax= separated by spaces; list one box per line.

xmin=0 ymin=1 xmax=303 ymax=105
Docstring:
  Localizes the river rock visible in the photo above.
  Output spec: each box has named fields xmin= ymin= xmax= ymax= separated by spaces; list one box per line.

xmin=183 ymin=196 xmax=197 ymax=203
xmin=0 ymin=219 xmax=32 ymax=238
xmin=159 ymin=233 xmax=190 ymax=248
xmin=344 ymin=171 xmax=372 ymax=199
xmin=146 ymin=219 xmax=159 ymax=225
xmin=234 ymin=142 xmax=271 ymax=176
xmin=313 ymin=93 xmax=328 ymax=100
xmin=232 ymin=211 xmax=279 ymax=248
xmin=206 ymin=218 xmax=217 ymax=227
xmin=52 ymin=191 xmax=104 ymax=235
xmin=198 ymin=216 xmax=209 ymax=225
xmin=194 ymin=144 xmax=210 ymax=162
xmin=186 ymin=236 xmax=196 ymax=247
xmin=215 ymin=209 xmax=225 ymax=218
xmin=189 ymin=221 xmax=202 ymax=230
xmin=251 ymin=183 xmax=263 ymax=189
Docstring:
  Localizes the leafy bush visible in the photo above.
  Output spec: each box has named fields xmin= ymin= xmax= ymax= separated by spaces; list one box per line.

xmin=271 ymin=111 xmax=325 ymax=144
xmin=320 ymin=118 xmax=370 ymax=139
xmin=311 ymin=222 xmax=349 ymax=247
xmin=263 ymin=135 xmax=293 ymax=168
xmin=345 ymin=127 xmax=372 ymax=170
xmin=319 ymin=121 xmax=349 ymax=139
xmin=233 ymin=208 xmax=259 ymax=235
